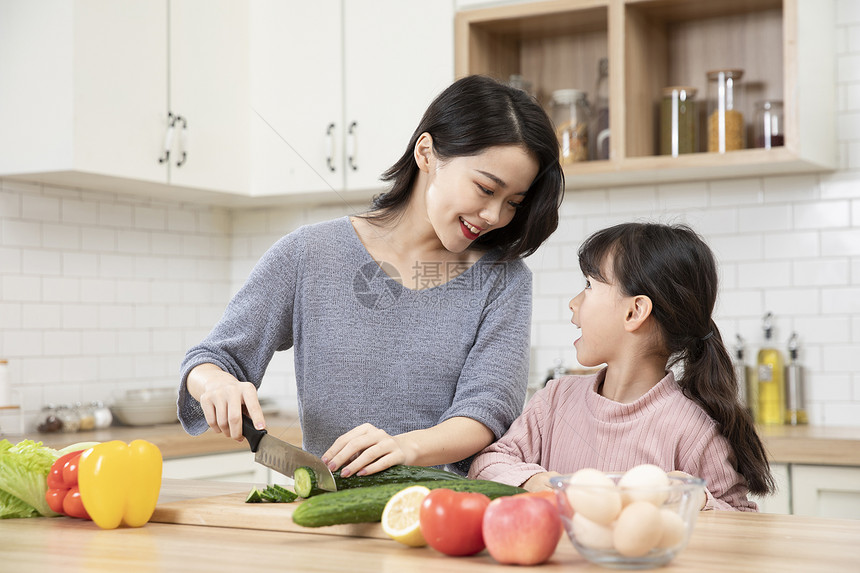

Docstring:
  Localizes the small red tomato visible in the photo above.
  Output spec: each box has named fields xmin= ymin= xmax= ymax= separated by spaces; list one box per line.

xmin=45 ymin=488 xmax=68 ymax=514
xmin=47 ymin=450 xmax=83 ymax=489
xmin=419 ymin=489 xmax=491 ymax=556
xmin=62 ymin=486 xmax=90 ymax=520
xmin=62 ymin=451 xmax=85 ymax=488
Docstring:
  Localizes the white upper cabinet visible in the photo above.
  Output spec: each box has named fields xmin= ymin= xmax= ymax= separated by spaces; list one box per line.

xmin=250 ymin=0 xmax=454 ymax=199
xmin=0 ymin=0 xmax=248 ymax=198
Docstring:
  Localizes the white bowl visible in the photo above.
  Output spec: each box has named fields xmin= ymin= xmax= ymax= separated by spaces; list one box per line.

xmin=111 ymin=402 xmax=178 ymax=426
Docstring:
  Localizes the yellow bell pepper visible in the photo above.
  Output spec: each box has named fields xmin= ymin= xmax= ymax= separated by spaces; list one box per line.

xmin=77 ymin=440 xmax=162 ymax=529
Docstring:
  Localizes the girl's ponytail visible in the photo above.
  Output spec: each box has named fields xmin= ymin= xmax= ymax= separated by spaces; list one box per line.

xmin=676 ymin=323 xmax=775 ymax=496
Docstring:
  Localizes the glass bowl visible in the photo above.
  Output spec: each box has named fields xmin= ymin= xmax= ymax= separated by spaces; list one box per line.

xmin=550 ymin=471 xmax=705 ymax=570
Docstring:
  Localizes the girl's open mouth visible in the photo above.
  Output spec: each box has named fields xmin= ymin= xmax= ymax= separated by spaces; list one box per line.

xmin=460 ymin=217 xmax=481 ymax=240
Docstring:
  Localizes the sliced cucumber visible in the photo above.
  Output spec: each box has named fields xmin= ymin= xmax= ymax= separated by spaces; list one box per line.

xmin=245 ymin=488 xmax=265 ymax=503
xmin=294 ymin=466 xmax=322 ymax=498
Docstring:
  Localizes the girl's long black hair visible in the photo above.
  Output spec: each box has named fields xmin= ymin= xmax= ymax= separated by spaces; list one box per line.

xmin=363 ymin=75 xmax=564 ymax=261
xmin=578 ymin=222 xmax=774 ymax=496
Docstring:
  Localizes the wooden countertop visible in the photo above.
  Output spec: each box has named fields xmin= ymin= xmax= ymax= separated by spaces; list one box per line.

xmin=757 ymin=424 xmax=860 ymax=466
xmin=1 ymin=479 xmax=858 ymax=572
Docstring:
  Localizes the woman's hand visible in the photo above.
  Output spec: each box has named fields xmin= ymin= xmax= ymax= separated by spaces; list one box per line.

xmin=522 ymin=471 xmax=561 ymax=492
xmin=321 ymin=423 xmax=408 ymax=478
xmin=322 ymin=417 xmax=495 ymax=478
xmin=186 ymin=363 xmax=266 ymax=441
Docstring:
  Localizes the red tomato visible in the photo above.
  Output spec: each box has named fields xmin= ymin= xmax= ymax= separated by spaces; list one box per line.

xmin=45 ymin=488 xmax=68 ymax=514
xmin=62 ymin=451 xmax=85 ymax=488
xmin=62 ymin=486 xmax=90 ymax=520
xmin=419 ymin=489 xmax=491 ymax=556
xmin=47 ymin=450 xmax=83 ymax=489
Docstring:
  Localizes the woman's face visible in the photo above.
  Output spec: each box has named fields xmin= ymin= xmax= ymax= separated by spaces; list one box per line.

xmin=423 ymin=144 xmax=539 ymax=253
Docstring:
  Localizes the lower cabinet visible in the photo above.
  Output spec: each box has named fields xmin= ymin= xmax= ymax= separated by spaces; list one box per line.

xmin=751 ymin=463 xmax=860 ymax=519
xmin=791 ymin=465 xmax=860 ymax=519
xmin=162 ymin=452 xmax=271 ymax=484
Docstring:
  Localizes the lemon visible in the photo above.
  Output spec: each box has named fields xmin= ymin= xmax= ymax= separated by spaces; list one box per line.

xmin=381 ymin=485 xmax=431 ymax=547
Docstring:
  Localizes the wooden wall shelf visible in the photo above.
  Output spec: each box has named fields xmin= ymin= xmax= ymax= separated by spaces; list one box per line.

xmin=455 ymin=0 xmax=836 ymax=190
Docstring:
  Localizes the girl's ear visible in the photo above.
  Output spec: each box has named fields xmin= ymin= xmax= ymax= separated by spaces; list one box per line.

xmin=414 ymin=132 xmax=434 ymax=173
xmin=624 ymin=295 xmax=653 ymax=332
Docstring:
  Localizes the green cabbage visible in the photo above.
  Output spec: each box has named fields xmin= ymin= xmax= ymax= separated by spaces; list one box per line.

xmin=0 ymin=439 xmax=61 ymax=517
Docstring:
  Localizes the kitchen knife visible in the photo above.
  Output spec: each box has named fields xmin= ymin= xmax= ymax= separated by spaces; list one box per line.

xmin=241 ymin=416 xmax=337 ymax=491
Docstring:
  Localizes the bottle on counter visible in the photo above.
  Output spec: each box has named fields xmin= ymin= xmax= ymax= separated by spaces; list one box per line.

xmin=56 ymin=404 xmax=81 ymax=433
xmin=76 ymin=401 xmax=95 ymax=431
xmin=785 ymin=333 xmax=808 ymax=425
xmin=36 ymin=404 xmax=63 ymax=433
xmin=756 ymin=312 xmax=786 ymax=425
xmin=0 ymin=359 xmax=10 ymax=406
xmin=733 ymin=334 xmax=755 ymax=418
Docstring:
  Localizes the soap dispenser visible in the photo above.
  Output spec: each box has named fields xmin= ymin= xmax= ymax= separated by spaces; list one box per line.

xmin=756 ymin=312 xmax=786 ymax=425
xmin=733 ymin=334 xmax=755 ymax=418
xmin=785 ymin=333 xmax=808 ymax=425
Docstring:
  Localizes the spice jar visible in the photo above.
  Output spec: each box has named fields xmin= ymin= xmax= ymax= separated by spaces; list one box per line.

xmin=76 ymin=401 xmax=95 ymax=431
xmin=56 ymin=404 xmax=81 ymax=433
xmin=36 ymin=404 xmax=62 ymax=433
xmin=753 ymin=100 xmax=784 ymax=149
xmin=92 ymin=400 xmax=113 ymax=429
xmin=551 ymin=89 xmax=590 ymax=165
xmin=706 ymin=69 xmax=745 ymax=152
xmin=660 ymin=86 xmax=699 ymax=157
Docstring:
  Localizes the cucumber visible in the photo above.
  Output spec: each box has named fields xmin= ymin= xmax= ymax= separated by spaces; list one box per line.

xmin=292 ymin=479 xmax=525 ymax=528
xmin=294 ymin=466 xmax=322 ymax=498
xmin=249 ymin=484 xmax=298 ymax=503
xmin=332 ymin=464 xmax=465 ymax=492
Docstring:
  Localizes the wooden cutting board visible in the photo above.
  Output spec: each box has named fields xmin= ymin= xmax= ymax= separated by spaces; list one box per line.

xmin=150 ymin=492 xmax=386 ymax=539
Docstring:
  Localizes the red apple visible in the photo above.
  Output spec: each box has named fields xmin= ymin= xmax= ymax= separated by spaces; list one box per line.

xmin=482 ymin=495 xmax=563 ymax=565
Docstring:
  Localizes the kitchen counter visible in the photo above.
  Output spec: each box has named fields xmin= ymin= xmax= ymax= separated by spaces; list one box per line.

xmin=1 ymin=479 xmax=858 ymax=572
xmin=7 ymin=417 xmax=860 ymax=467
xmin=3 ymin=415 xmax=303 ymax=459
xmin=757 ymin=424 xmax=860 ymax=466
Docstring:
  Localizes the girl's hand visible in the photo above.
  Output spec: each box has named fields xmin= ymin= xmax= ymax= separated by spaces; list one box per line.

xmin=187 ymin=363 xmax=266 ymax=441
xmin=322 ymin=423 xmax=411 ymax=478
xmin=522 ymin=471 xmax=561 ymax=492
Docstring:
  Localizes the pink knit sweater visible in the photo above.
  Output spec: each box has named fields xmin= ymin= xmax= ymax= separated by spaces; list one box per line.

xmin=468 ymin=369 xmax=757 ymax=512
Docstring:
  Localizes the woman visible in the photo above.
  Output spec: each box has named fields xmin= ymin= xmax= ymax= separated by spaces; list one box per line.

xmin=178 ymin=75 xmax=564 ymax=476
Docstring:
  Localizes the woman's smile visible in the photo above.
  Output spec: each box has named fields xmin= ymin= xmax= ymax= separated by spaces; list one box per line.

xmin=459 ymin=217 xmax=483 ymax=240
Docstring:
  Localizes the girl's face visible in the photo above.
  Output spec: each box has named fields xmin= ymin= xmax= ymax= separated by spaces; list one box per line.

xmin=423 ymin=144 xmax=538 ymax=253
xmin=568 ymin=259 xmax=631 ymax=367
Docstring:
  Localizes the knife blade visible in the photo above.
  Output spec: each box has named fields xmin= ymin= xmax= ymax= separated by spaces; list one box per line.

xmin=241 ymin=416 xmax=337 ymax=491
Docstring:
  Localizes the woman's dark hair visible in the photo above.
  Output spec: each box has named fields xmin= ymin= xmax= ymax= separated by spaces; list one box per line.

xmin=578 ymin=222 xmax=774 ymax=496
xmin=364 ymin=75 xmax=564 ymax=261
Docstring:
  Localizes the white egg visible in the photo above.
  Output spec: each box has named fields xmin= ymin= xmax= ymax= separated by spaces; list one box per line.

xmin=612 ymin=501 xmax=663 ymax=557
xmin=572 ymin=512 xmax=615 ymax=550
xmin=565 ymin=468 xmax=622 ymax=525
xmin=618 ymin=464 xmax=670 ymax=506
xmin=656 ymin=509 xmax=686 ymax=549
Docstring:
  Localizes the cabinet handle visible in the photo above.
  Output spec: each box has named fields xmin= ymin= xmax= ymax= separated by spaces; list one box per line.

xmin=175 ymin=115 xmax=188 ymax=167
xmin=347 ymin=121 xmax=358 ymax=171
xmin=158 ymin=112 xmax=176 ymax=164
xmin=325 ymin=123 xmax=336 ymax=172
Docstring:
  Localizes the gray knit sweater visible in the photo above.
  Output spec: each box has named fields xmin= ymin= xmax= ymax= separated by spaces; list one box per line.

xmin=178 ymin=217 xmax=532 ymax=471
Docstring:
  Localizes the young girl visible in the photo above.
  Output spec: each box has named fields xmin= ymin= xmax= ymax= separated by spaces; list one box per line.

xmin=178 ymin=75 xmax=564 ymax=477
xmin=469 ymin=222 xmax=774 ymax=511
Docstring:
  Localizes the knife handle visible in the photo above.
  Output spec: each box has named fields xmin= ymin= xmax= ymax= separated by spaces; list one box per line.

xmin=241 ymin=415 xmax=266 ymax=453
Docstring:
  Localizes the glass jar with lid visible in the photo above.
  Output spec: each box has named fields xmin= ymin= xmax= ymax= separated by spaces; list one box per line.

xmin=706 ymin=69 xmax=745 ymax=152
xmin=753 ymin=100 xmax=784 ymax=149
xmin=660 ymin=86 xmax=699 ymax=157
xmin=551 ymin=89 xmax=590 ymax=165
